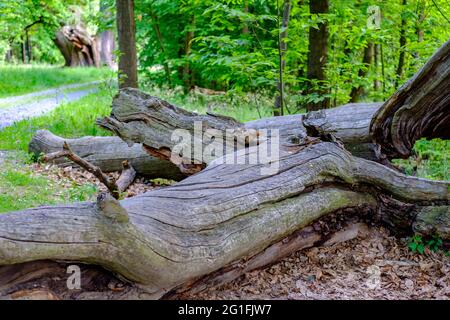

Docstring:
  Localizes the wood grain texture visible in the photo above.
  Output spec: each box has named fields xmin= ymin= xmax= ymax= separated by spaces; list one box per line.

xmin=1 ymin=142 xmax=448 ymax=297
xmin=30 ymin=101 xmax=382 ymax=177
xmin=29 ymin=130 xmax=186 ymax=180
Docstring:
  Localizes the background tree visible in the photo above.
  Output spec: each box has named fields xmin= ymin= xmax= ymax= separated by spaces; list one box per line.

xmin=274 ymin=0 xmax=292 ymax=116
xmin=116 ymin=0 xmax=138 ymax=88
xmin=97 ymin=0 xmax=117 ymax=68
xmin=305 ymin=0 xmax=330 ymax=111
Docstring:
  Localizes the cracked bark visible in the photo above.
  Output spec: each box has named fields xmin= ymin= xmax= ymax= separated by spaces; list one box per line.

xmin=1 ymin=39 xmax=449 ymax=300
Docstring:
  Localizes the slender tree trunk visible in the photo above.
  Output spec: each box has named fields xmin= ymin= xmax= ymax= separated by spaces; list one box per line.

xmin=274 ymin=0 xmax=292 ymax=116
xmin=395 ymin=0 xmax=407 ymax=88
xmin=98 ymin=30 xmax=115 ymax=67
xmin=373 ymin=43 xmax=381 ymax=91
xmin=350 ymin=43 xmax=374 ymax=102
xmin=306 ymin=0 xmax=330 ymax=111
xmin=413 ymin=3 xmax=425 ymax=59
xmin=25 ymin=29 xmax=32 ymax=62
xmin=150 ymin=9 xmax=172 ymax=86
xmin=97 ymin=1 xmax=116 ymax=68
xmin=183 ymin=16 xmax=195 ymax=92
xmin=116 ymin=0 xmax=138 ymax=89
xmin=5 ymin=47 xmax=13 ymax=63
xmin=380 ymin=43 xmax=386 ymax=95
xmin=21 ymin=37 xmax=26 ymax=64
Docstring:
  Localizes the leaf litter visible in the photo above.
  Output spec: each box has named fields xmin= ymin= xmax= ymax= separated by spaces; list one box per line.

xmin=30 ymin=162 xmax=450 ymax=300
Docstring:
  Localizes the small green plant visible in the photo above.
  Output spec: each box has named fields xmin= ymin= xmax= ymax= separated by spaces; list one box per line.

xmin=393 ymin=138 xmax=449 ymax=181
xmin=408 ymin=235 xmax=425 ymax=254
xmin=67 ymin=184 xmax=98 ymax=202
xmin=426 ymin=236 xmax=443 ymax=252
xmin=408 ymin=234 xmax=443 ymax=254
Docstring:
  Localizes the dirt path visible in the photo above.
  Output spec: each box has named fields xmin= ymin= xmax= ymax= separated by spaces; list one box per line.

xmin=0 ymin=81 xmax=101 ymax=129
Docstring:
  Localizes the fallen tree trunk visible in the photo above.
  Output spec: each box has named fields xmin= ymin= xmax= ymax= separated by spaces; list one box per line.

xmin=0 ymin=142 xmax=448 ymax=298
xmin=97 ymin=91 xmax=384 ymax=172
xmin=29 ymin=101 xmax=381 ymax=178
xmin=0 ymin=220 xmax=369 ymax=300
xmin=29 ymin=130 xmax=185 ymax=181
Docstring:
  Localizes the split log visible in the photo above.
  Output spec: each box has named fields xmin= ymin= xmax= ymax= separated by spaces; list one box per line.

xmin=29 ymin=130 xmax=185 ymax=181
xmin=370 ymin=39 xmax=450 ymax=159
xmin=29 ymin=101 xmax=381 ymax=177
xmin=0 ymin=142 xmax=448 ymax=298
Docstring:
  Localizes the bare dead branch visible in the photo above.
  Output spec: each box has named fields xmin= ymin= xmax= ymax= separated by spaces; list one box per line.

xmin=43 ymin=141 xmax=136 ymax=199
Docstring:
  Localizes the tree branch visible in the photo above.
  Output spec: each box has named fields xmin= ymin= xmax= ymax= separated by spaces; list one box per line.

xmin=43 ymin=141 xmax=135 ymax=199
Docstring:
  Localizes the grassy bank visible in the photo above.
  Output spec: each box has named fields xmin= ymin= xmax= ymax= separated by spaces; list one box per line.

xmin=0 ymin=64 xmax=113 ymax=98
xmin=0 ymin=152 xmax=97 ymax=213
xmin=0 ymin=88 xmax=113 ymax=151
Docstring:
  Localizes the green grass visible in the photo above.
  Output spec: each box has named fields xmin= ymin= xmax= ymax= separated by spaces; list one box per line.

xmin=0 ymin=64 xmax=114 ymax=98
xmin=0 ymin=152 xmax=97 ymax=213
xmin=0 ymin=88 xmax=113 ymax=151
xmin=142 ymin=85 xmax=276 ymax=122
xmin=393 ymin=138 xmax=449 ymax=181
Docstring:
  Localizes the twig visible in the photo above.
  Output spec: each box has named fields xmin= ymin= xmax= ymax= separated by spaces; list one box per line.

xmin=44 ymin=142 xmax=135 ymax=199
xmin=116 ymin=160 xmax=136 ymax=193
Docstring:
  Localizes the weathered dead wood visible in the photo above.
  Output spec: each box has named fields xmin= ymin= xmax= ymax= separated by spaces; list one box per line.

xmin=0 ymin=221 xmax=370 ymax=300
xmin=116 ymin=161 xmax=136 ymax=194
xmin=29 ymin=101 xmax=381 ymax=178
xmin=0 ymin=220 xmax=369 ymax=300
xmin=301 ymin=102 xmax=382 ymax=160
xmin=97 ymin=88 xmax=383 ymax=170
xmin=370 ymin=39 xmax=450 ymax=159
xmin=0 ymin=142 xmax=448 ymax=299
xmin=96 ymin=89 xmax=254 ymax=173
xmin=54 ymin=25 xmax=100 ymax=67
xmin=2 ymin=41 xmax=449 ymax=300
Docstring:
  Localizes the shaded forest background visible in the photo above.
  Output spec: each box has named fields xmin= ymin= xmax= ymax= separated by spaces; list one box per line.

xmin=1 ymin=0 xmax=449 ymax=110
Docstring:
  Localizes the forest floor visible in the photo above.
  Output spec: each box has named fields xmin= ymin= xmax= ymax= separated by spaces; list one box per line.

xmin=187 ymin=230 xmax=449 ymax=300
xmin=2 ymin=157 xmax=447 ymax=300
